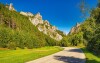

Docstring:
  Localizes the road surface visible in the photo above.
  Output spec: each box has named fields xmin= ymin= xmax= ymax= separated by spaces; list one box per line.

xmin=26 ymin=47 xmax=86 ymax=63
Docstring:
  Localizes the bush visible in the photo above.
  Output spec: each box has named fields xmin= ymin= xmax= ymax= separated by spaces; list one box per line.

xmin=87 ymin=34 xmax=100 ymax=55
xmin=7 ymin=42 xmax=16 ymax=50
xmin=60 ymin=37 xmax=68 ymax=47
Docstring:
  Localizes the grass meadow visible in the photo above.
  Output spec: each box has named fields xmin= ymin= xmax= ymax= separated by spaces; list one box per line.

xmin=0 ymin=46 xmax=63 ymax=63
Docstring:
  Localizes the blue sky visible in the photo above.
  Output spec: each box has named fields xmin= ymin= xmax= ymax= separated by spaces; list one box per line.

xmin=0 ymin=0 xmax=98 ymax=34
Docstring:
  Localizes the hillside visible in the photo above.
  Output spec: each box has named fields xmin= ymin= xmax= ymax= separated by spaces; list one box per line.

xmin=67 ymin=6 xmax=100 ymax=55
xmin=0 ymin=3 xmax=65 ymax=49
xmin=20 ymin=12 xmax=63 ymax=41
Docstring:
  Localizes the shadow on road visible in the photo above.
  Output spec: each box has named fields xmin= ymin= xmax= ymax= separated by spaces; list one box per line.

xmin=54 ymin=55 xmax=85 ymax=63
xmin=65 ymin=48 xmax=83 ymax=53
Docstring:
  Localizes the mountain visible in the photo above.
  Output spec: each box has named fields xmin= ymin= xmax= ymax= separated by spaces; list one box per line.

xmin=0 ymin=3 xmax=65 ymax=49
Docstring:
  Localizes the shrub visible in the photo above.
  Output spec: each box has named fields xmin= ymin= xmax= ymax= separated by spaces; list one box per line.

xmin=7 ymin=42 xmax=16 ymax=50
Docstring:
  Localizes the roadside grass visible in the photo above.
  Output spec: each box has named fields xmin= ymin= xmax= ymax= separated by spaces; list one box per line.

xmin=75 ymin=44 xmax=100 ymax=63
xmin=0 ymin=46 xmax=63 ymax=63
xmin=81 ymin=47 xmax=100 ymax=63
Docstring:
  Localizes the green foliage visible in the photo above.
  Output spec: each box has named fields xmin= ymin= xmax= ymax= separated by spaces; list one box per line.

xmin=0 ymin=27 xmax=10 ymax=48
xmin=91 ymin=8 xmax=100 ymax=23
xmin=0 ymin=3 xmax=60 ymax=49
xmin=7 ymin=42 xmax=16 ymax=50
xmin=87 ymin=34 xmax=100 ymax=55
xmin=60 ymin=37 xmax=68 ymax=46
xmin=67 ymin=7 xmax=100 ymax=55
xmin=66 ymin=32 xmax=84 ymax=46
xmin=45 ymin=36 xmax=58 ymax=46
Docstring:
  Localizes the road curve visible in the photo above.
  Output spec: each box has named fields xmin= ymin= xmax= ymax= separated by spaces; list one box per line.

xmin=26 ymin=47 xmax=86 ymax=63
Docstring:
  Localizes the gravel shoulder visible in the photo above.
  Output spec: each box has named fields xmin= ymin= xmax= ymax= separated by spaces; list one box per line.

xmin=26 ymin=47 xmax=86 ymax=63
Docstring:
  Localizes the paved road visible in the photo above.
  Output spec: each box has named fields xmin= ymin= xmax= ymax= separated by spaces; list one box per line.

xmin=26 ymin=47 xmax=86 ymax=63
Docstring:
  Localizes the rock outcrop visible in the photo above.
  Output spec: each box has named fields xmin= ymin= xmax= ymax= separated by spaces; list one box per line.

xmin=20 ymin=11 xmax=33 ymax=17
xmin=29 ymin=13 xmax=43 ymax=26
xmin=69 ymin=23 xmax=81 ymax=34
xmin=6 ymin=3 xmax=16 ymax=11
xmin=20 ymin=12 xmax=63 ymax=41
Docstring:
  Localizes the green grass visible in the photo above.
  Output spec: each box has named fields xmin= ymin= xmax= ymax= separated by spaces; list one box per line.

xmin=0 ymin=46 xmax=63 ymax=63
xmin=81 ymin=48 xmax=100 ymax=63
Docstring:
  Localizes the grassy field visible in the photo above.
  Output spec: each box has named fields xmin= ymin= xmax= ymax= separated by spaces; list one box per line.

xmin=81 ymin=48 xmax=100 ymax=63
xmin=0 ymin=46 xmax=63 ymax=63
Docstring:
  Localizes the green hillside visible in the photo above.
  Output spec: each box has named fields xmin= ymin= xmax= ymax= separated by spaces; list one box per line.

xmin=66 ymin=3 xmax=100 ymax=55
xmin=0 ymin=3 xmax=60 ymax=49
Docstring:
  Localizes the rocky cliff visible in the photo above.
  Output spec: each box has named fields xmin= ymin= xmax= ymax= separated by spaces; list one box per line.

xmin=69 ymin=23 xmax=81 ymax=34
xmin=20 ymin=11 xmax=34 ymax=17
xmin=6 ymin=3 xmax=16 ymax=11
xmin=5 ymin=3 xmax=63 ymax=41
xmin=20 ymin=12 xmax=63 ymax=41
xmin=29 ymin=13 xmax=63 ymax=41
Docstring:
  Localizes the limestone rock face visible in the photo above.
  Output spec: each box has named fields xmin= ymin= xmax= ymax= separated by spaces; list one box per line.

xmin=20 ymin=11 xmax=33 ymax=17
xmin=69 ymin=23 xmax=81 ymax=34
xmin=44 ymin=20 xmax=50 ymax=26
xmin=29 ymin=12 xmax=63 ymax=41
xmin=6 ymin=3 xmax=16 ymax=11
xmin=55 ymin=33 xmax=63 ymax=40
xmin=20 ymin=11 xmax=63 ymax=41
xmin=29 ymin=13 xmax=43 ymax=26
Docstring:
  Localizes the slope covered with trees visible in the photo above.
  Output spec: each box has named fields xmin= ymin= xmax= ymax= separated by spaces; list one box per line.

xmin=0 ymin=3 xmax=62 ymax=49
xmin=66 ymin=2 xmax=100 ymax=55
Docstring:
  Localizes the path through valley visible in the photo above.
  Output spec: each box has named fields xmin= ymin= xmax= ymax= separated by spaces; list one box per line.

xmin=26 ymin=47 xmax=86 ymax=63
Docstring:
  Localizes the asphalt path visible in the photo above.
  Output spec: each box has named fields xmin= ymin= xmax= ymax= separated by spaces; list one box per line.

xmin=26 ymin=47 xmax=86 ymax=63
